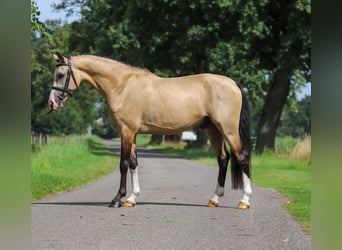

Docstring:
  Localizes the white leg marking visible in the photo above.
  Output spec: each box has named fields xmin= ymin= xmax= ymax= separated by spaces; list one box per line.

xmin=240 ymin=172 xmax=252 ymax=205
xmin=126 ymin=167 xmax=140 ymax=204
xmin=209 ymin=182 xmax=224 ymax=204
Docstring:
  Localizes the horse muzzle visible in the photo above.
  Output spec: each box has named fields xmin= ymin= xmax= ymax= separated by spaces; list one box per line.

xmin=48 ymin=94 xmax=64 ymax=110
xmin=49 ymin=98 xmax=59 ymax=110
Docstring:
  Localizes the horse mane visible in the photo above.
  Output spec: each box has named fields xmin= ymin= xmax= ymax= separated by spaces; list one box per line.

xmin=76 ymin=54 xmax=151 ymax=74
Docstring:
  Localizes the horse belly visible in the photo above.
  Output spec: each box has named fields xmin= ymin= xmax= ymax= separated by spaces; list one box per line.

xmin=139 ymin=101 xmax=206 ymax=134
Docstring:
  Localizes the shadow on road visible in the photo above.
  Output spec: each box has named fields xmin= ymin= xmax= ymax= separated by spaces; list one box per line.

xmin=136 ymin=148 xmax=180 ymax=159
xmin=31 ymin=201 xmax=234 ymax=209
xmin=32 ymin=201 xmax=110 ymax=207
xmin=137 ymin=201 xmax=234 ymax=209
xmin=101 ymin=140 xmax=181 ymax=159
xmin=87 ymin=139 xmax=117 ymax=157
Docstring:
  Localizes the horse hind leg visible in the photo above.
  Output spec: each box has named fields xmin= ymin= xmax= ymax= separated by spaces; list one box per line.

xmin=205 ymin=123 xmax=230 ymax=207
xmin=227 ymin=133 xmax=252 ymax=209
xmin=238 ymin=170 xmax=252 ymax=209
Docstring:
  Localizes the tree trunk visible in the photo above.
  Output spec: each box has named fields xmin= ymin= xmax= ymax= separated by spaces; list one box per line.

xmin=256 ymin=72 xmax=290 ymax=153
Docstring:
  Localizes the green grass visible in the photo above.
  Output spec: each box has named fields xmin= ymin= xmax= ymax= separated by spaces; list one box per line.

xmin=31 ymin=135 xmax=119 ymax=201
xmin=145 ymin=136 xmax=311 ymax=234
xmin=252 ymin=152 xmax=311 ymax=233
xmin=136 ymin=134 xmax=152 ymax=146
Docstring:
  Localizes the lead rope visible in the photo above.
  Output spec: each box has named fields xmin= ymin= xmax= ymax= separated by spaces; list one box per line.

xmin=47 ymin=109 xmax=54 ymax=114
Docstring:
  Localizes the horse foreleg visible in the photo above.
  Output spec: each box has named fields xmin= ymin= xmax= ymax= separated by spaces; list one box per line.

xmin=122 ymin=143 xmax=140 ymax=207
xmin=110 ymin=160 xmax=129 ymax=208
xmin=110 ymin=159 xmax=129 ymax=208
xmin=110 ymin=131 xmax=134 ymax=208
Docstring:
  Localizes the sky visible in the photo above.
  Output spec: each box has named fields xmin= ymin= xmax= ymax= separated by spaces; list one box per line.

xmin=298 ymin=82 xmax=311 ymax=100
xmin=35 ymin=0 xmax=311 ymax=99
xmin=35 ymin=0 xmax=79 ymax=22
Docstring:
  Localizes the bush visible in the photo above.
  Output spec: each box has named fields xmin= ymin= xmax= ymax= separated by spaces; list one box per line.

xmin=291 ymin=136 xmax=311 ymax=162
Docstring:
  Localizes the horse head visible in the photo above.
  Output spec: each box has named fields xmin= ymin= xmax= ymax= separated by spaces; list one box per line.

xmin=48 ymin=52 xmax=79 ymax=110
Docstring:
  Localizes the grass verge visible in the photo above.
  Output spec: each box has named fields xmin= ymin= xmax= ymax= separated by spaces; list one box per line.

xmin=252 ymin=152 xmax=311 ymax=233
xmin=31 ymin=135 xmax=119 ymax=201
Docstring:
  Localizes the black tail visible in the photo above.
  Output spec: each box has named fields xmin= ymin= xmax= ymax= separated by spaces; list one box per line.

xmin=231 ymin=86 xmax=252 ymax=189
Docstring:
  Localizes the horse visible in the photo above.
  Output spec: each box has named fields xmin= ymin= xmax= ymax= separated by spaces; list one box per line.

xmin=48 ymin=52 xmax=252 ymax=209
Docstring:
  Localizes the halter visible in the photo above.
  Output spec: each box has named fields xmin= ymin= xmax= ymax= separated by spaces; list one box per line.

xmin=51 ymin=56 xmax=78 ymax=100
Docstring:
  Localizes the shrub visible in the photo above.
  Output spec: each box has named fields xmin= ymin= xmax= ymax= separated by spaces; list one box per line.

xmin=291 ymin=136 xmax=311 ymax=162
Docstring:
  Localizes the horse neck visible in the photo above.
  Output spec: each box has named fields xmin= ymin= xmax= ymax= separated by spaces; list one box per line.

xmin=72 ymin=55 xmax=127 ymax=96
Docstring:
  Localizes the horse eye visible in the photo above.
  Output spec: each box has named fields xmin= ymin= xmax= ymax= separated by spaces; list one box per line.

xmin=57 ymin=73 xmax=64 ymax=79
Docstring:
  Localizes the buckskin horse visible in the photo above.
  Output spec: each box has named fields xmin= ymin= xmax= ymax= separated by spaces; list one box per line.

xmin=48 ymin=53 xmax=252 ymax=209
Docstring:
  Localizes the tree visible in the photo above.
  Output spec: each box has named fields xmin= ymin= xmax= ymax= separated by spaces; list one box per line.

xmin=54 ymin=0 xmax=311 ymax=150
xmin=277 ymin=95 xmax=311 ymax=137
xmin=31 ymin=21 xmax=101 ymax=135
xmin=55 ymin=0 xmax=245 ymax=146
xmin=240 ymin=1 xmax=311 ymax=152
xmin=31 ymin=0 xmax=51 ymax=37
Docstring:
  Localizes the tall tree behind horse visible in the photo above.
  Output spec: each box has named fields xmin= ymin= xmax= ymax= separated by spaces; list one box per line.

xmin=48 ymin=53 xmax=252 ymax=209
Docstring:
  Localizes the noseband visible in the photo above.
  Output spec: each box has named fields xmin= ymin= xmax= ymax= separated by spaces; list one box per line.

xmin=52 ymin=56 xmax=78 ymax=100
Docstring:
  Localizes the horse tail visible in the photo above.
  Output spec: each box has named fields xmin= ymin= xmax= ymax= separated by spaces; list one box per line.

xmin=231 ymin=85 xmax=252 ymax=189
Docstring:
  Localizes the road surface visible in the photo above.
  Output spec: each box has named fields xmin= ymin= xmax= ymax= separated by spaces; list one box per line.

xmin=31 ymin=139 xmax=311 ymax=249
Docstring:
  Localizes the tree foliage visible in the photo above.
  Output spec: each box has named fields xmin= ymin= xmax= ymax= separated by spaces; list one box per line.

xmin=32 ymin=0 xmax=311 ymax=148
xmin=31 ymin=21 xmax=101 ymax=135
xmin=31 ymin=0 xmax=52 ymax=37
xmin=277 ymin=95 xmax=311 ymax=137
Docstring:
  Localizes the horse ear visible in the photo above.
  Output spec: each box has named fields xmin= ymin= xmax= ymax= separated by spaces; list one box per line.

xmin=52 ymin=52 xmax=65 ymax=63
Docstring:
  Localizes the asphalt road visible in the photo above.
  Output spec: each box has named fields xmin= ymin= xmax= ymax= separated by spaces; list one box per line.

xmin=31 ymin=139 xmax=311 ymax=249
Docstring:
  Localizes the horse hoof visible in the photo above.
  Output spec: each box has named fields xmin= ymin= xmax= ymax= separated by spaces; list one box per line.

xmin=207 ymin=200 xmax=219 ymax=207
xmin=109 ymin=200 xmax=122 ymax=208
xmin=122 ymin=200 xmax=135 ymax=208
xmin=236 ymin=202 xmax=250 ymax=209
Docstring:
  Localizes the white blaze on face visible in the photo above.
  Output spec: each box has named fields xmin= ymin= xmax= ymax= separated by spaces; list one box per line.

xmin=48 ymin=89 xmax=59 ymax=110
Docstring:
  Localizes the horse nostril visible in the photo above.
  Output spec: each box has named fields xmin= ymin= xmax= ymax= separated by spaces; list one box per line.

xmin=49 ymin=99 xmax=58 ymax=109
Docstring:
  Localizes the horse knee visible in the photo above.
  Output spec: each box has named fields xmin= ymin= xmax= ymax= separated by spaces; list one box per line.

xmin=120 ymin=160 xmax=129 ymax=174
xmin=129 ymin=157 xmax=138 ymax=170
